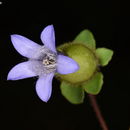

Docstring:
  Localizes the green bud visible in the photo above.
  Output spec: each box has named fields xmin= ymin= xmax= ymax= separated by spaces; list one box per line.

xmin=57 ymin=43 xmax=98 ymax=84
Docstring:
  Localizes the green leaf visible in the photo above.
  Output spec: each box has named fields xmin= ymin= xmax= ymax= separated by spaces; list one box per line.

xmin=74 ymin=30 xmax=96 ymax=49
xmin=83 ymin=72 xmax=103 ymax=95
xmin=96 ymin=48 xmax=114 ymax=66
xmin=60 ymin=82 xmax=85 ymax=104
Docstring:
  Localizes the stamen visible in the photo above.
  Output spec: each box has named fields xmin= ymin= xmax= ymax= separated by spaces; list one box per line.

xmin=41 ymin=46 xmax=57 ymax=74
xmin=30 ymin=46 xmax=57 ymax=75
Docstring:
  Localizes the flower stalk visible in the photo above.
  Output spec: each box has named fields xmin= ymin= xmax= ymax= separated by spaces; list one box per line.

xmin=88 ymin=94 xmax=109 ymax=130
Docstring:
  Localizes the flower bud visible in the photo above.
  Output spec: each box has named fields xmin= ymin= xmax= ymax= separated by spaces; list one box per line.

xmin=57 ymin=43 xmax=98 ymax=84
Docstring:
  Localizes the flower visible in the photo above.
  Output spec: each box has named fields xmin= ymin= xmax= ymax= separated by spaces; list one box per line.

xmin=7 ymin=25 xmax=79 ymax=102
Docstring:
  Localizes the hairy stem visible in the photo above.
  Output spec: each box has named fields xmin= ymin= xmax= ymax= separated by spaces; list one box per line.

xmin=88 ymin=94 xmax=109 ymax=130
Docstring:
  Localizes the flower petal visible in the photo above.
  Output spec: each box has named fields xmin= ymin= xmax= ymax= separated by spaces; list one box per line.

xmin=7 ymin=61 xmax=37 ymax=80
xmin=57 ymin=55 xmax=79 ymax=74
xmin=35 ymin=73 xmax=54 ymax=102
xmin=11 ymin=34 xmax=41 ymax=58
xmin=40 ymin=25 xmax=56 ymax=52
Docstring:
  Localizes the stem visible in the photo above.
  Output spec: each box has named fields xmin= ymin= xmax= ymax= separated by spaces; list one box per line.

xmin=88 ymin=94 xmax=109 ymax=130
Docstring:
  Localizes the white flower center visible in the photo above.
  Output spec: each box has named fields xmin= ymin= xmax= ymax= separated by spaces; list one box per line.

xmin=42 ymin=52 xmax=57 ymax=74
xmin=42 ymin=53 xmax=56 ymax=65
xmin=29 ymin=46 xmax=57 ymax=75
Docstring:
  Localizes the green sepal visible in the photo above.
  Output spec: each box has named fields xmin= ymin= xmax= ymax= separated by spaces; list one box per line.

xmin=96 ymin=48 xmax=114 ymax=66
xmin=60 ymin=81 xmax=85 ymax=104
xmin=82 ymin=72 xmax=103 ymax=95
xmin=74 ymin=30 xmax=96 ymax=50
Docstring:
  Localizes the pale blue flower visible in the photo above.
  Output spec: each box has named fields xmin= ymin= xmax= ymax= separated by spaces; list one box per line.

xmin=7 ymin=25 xmax=79 ymax=102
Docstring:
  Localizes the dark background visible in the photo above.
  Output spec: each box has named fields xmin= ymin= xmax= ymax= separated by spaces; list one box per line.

xmin=0 ymin=0 xmax=129 ymax=130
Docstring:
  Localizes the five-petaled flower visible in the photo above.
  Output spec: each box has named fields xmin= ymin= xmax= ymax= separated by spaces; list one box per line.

xmin=7 ymin=25 xmax=79 ymax=102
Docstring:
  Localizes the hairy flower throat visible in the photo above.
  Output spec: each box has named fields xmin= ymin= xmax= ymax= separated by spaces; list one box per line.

xmin=41 ymin=47 xmax=57 ymax=74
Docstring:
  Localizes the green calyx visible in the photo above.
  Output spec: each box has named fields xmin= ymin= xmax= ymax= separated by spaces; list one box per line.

xmin=57 ymin=29 xmax=114 ymax=104
xmin=57 ymin=43 xmax=98 ymax=84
